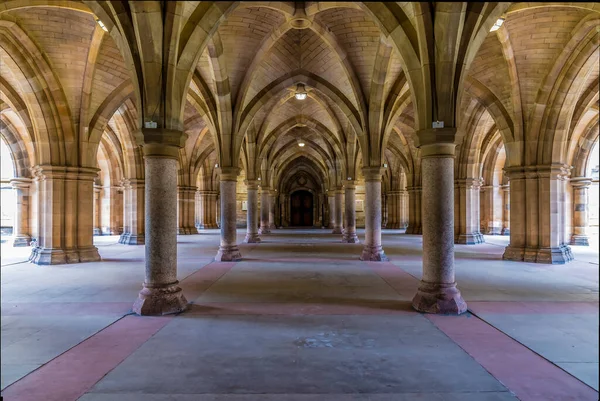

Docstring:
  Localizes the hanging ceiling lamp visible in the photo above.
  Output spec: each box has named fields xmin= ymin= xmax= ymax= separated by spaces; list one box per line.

xmin=95 ymin=18 xmax=108 ymax=32
xmin=489 ymin=18 xmax=505 ymax=32
xmin=297 ymin=137 xmax=305 ymax=147
xmin=295 ymin=83 xmax=307 ymax=100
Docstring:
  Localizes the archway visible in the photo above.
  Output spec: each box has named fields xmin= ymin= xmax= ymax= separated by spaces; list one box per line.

xmin=290 ymin=190 xmax=314 ymax=227
xmin=0 ymin=137 xmax=15 ymax=240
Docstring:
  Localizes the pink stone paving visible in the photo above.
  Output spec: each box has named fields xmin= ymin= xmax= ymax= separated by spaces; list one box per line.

xmin=469 ymin=301 xmax=600 ymax=314
xmin=0 ymin=302 xmax=132 ymax=316
xmin=427 ymin=313 xmax=599 ymax=401
xmin=180 ymin=261 xmax=236 ymax=300
xmin=1 ymin=315 xmax=172 ymax=401
xmin=188 ymin=301 xmax=416 ymax=315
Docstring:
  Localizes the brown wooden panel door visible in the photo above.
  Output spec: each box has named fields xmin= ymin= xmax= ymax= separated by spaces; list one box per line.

xmin=290 ymin=191 xmax=313 ymax=226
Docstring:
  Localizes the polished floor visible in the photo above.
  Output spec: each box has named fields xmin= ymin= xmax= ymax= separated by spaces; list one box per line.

xmin=1 ymin=229 xmax=598 ymax=401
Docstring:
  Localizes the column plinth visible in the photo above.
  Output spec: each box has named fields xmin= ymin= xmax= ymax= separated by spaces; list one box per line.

xmin=360 ymin=167 xmax=388 ymax=261
xmin=215 ymin=167 xmax=242 ymax=261
xmin=411 ymin=138 xmax=466 ymax=314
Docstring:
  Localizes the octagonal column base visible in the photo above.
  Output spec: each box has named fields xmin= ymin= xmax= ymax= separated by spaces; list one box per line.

xmin=360 ymin=245 xmax=388 ymax=261
xmin=258 ymin=226 xmax=271 ymax=235
xmin=456 ymin=233 xmax=485 ymax=245
xmin=133 ymin=281 xmax=187 ymax=316
xmin=412 ymin=281 xmax=467 ymax=315
xmin=332 ymin=227 xmax=343 ymax=234
xmin=342 ymin=233 xmax=360 ymax=243
xmin=570 ymin=234 xmax=589 ymax=246
xmin=215 ymin=245 xmax=242 ymax=262
xmin=13 ymin=235 xmax=31 ymax=247
xmin=244 ymin=233 xmax=261 ymax=243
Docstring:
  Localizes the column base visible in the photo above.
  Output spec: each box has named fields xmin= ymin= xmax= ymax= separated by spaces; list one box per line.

xmin=119 ymin=233 xmax=145 ymax=245
xmin=342 ymin=232 xmax=360 ymax=243
xmin=486 ymin=227 xmax=502 ymax=235
xmin=405 ymin=225 xmax=422 ymax=235
xmin=196 ymin=223 xmax=218 ymax=229
xmin=93 ymin=228 xmax=102 ymax=236
xmin=360 ymin=245 xmax=388 ymax=261
xmin=133 ymin=281 xmax=188 ymax=316
xmin=177 ymin=227 xmax=195 ymax=235
xmin=501 ymin=228 xmax=510 ymax=236
xmin=332 ymin=227 xmax=343 ymax=234
xmin=244 ymin=233 xmax=261 ymax=243
xmin=269 ymin=223 xmax=276 ymax=230
xmin=259 ymin=226 xmax=271 ymax=234
xmin=455 ymin=233 xmax=485 ymax=245
xmin=13 ymin=235 xmax=31 ymax=247
xmin=412 ymin=281 xmax=467 ymax=315
xmin=29 ymin=246 xmax=101 ymax=265
xmin=386 ymin=222 xmax=401 ymax=229
xmin=503 ymin=244 xmax=574 ymax=264
xmin=215 ymin=245 xmax=242 ymax=262
xmin=570 ymin=235 xmax=589 ymax=246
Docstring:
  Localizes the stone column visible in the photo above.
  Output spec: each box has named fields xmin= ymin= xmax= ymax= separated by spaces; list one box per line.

xmin=244 ymin=180 xmax=260 ymax=243
xmin=119 ymin=178 xmax=145 ymax=244
xmin=400 ymin=190 xmax=409 ymax=228
xmin=412 ymin=142 xmax=466 ymax=314
xmin=327 ymin=192 xmax=335 ymax=229
xmin=10 ymin=178 xmax=32 ymax=247
xmin=197 ymin=190 xmax=218 ymax=229
xmin=503 ymin=165 xmax=573 ymax=264
xmin=93 ymin=184 xmax=102 ymax=235
xmin=177 ymin=186 xmax=196 ymax=235
xmin=29 ymin=166 xmax=101 ymax=264
xmin=570 ymin=178 xmax=591 ymax=246
xmin=215 ymin=167 xmax=242 ymax=261
xmin=501 ymin=184 xmax=510 ymax=235
xmin=405 ymin=186 xmax=422 ymax=234
xmin=133 ymin=140 xmax=187 ymax=315
xmin=342 ymin=180 xmax=359 ymax=243
xmin=386 ymin=191 xmax=401 ymax=229
xmin=268 ymin=190 xmax=276 ymax=230
xmin=259 ymin=186 xmax=271 ymax=234
xmin=381 ymin=191 xmax=388 ymax=228
xmin=360 ymin=167 xmax=388 ymax=261
xmin=102 ymin=185 xmax=122 ymax=235
xmin=332 ymin=188 xmax=343 ymax=234
xmin=455 ymin=178 xmax=485 ymax=244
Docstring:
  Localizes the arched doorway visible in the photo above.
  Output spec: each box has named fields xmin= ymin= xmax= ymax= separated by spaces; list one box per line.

xmin=290 ymin=190 xmax=313 ymax=227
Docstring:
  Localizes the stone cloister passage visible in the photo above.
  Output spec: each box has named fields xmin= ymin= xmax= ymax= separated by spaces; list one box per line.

xmin=0 ymin=1 xmax=599 ymax=400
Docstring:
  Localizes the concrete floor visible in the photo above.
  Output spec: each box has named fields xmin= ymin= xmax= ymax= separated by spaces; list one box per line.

xmin=1 ymin=229 xmax=598 ymax=401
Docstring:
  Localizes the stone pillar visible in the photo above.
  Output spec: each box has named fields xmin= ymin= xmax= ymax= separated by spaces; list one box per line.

xmin=412 ymin=142 xmax=466 ymax=314
xmin=177 ymin=186 xmax=196 ymax=234
xmin=133 ymin=140 xmax=187 ymax=315
xmin=381 ymin=191 xmax=388 ymax=228
xmin=386 ymin=191 xmax=401 ymax=229
xmin=405 ymin=186 xmax=422 ymax=234
xmin=342 ymin=181 xmax=359 ymax=243
xmin=29 ymin=166 xmax=101 ymax=264
xmin=503 ymin=165 xmax=573 ymax=264
xmin=327 ymin=192 xmax=335 ymax=229
xmin=10 ymin=178 xmax=32 ymax=247
xmin=455 ymin=178 xmax=485 ymax=244
xmin=570 ymin=178 xmax=591 ymax=246
xmin=259 ymin=186 xmax=271 ymax=234
xmin=360 ymin=167 xmax=388 ymax=261
xmin=215 ymin=167 xmax=242 ymax=261
xmin=501 ymin=184 xmax=510 ymax=235
xmin=244 ymin=180 xmax=260 ymax=243
xmin=332 ymin=188 xmax=343 ymax=234
xmin=102 ymin=185 xmax=122 ymax=235
xmin=119 ymin=178 xmax=145 ymax=244
xmin=268 ymin=190 xmax=276 ymax=230
xmin=196 ymin=190 xmax=218 ymax=229
xmin=93 ymin=184 xmax=102 ymax=235
xmin=400 ymin=190 xmax=409 ymax=228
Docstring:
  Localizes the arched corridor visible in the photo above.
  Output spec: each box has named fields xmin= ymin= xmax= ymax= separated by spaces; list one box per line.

xmin=1 ymin=1 xmax=599 ymax=399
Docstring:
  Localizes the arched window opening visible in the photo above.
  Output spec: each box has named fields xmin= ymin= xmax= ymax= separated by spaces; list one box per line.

xmin=0 ymin=137 xmax=16 ymax=242
xmin=587 ymin=140 xmax=599 ymax=243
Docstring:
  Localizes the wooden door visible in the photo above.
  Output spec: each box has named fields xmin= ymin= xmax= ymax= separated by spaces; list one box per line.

xmin=290 ymin=191 xmax=313 ymax=226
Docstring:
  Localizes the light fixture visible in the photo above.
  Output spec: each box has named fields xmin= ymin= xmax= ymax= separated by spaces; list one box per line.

xmin=215 ymin=163 xmax=219 ymax=168
xmin=383 ymin=163 xmax=388 ymax=168
xmin=347 ymin=177 xmax=352 ymax=181
xmin=489 ymin=18 xmax=504 ymax=32
xmin=295 ymin=83 xmax=307 ymax=100
xmin=258 ymin=177 xmax=261 ymax=181
xmin=95 ymin=18 xmax=108 ymax=32
xmin=297 ymin=137 xmax=305 ymax=147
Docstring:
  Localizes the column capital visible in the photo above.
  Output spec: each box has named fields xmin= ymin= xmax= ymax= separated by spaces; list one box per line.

xmin=570 ymin=177 xmax=592 ymax=188
xmin=415 ymin=128 xmax=457 ymax=148
xmin=269 ymin=189 xmax=278 ymax=196
xmin=10 ymin=177 xmax=32 ymax=189
xmin=406 ymin=186 xmax=422 ymax=192
xmin=361 ymin=167 xmax=384 ymax=182
xmin=344 ymin=180 xmax=356 ymax=190
xmin=455 ymin=177 xmax=484 ymax=189
xmin=140 ymin=129 xmax=187 ymax=159
xmin=245 ymin=180 xmax=259 ymax=190
xmin=29 ymin=165 xmax=100 ymax=181
xmin=218 ymin=167 xmax=240 ymax=181
xmin=94 ymin=184 xmax=102 ymax=193
xmin=419 ymin=142 xmax=456 ymax=158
